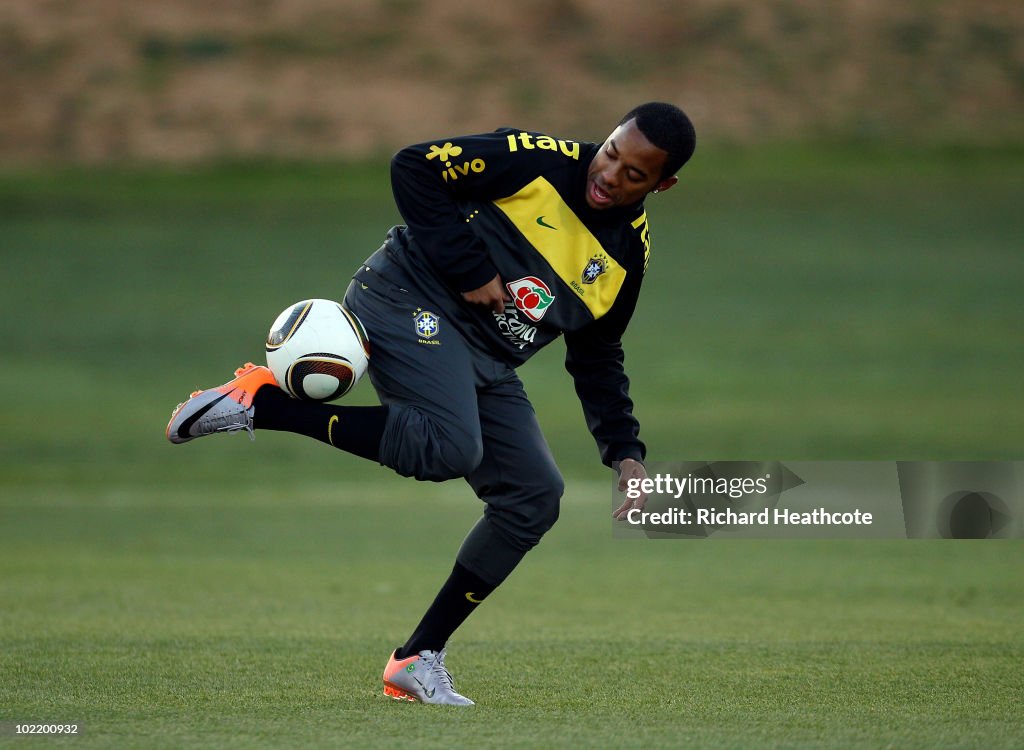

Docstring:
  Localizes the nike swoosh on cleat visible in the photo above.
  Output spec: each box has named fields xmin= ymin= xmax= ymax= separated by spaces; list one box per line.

xmin=536 ymin=215 xmax=557 ymax=230
xmin=177 ymin=393 xmax=230 ymax=438
xmin=412 ymin=675 xmax=435 ymax=698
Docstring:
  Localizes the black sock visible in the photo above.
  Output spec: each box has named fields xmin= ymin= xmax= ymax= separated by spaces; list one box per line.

xmin=252 ymin=385 xmax=388 ymax=462
xmin=395 ymin=562 xmax=496 ymax=658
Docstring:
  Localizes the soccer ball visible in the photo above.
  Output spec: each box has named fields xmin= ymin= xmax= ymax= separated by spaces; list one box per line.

xmin=265 ymin=299 xmax=370 ymax=401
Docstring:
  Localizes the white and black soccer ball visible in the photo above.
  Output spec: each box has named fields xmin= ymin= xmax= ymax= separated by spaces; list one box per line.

xmin=265 ymin=299 xmax=370 ymax=401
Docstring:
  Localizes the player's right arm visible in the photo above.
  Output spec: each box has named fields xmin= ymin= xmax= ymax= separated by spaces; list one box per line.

xmin=458 ymin=274 xmax=509 ymax=314
xmin=390 ymin=130 xmax=570 ymax=299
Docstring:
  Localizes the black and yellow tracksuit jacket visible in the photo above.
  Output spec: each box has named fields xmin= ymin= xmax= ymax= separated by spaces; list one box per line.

xmin=383 ymin=128 xmax=652 ymax=467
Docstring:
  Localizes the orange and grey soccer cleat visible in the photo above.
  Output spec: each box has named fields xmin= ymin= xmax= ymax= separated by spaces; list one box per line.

xmin=382 ymin=647 xmax=474 ymax=705
xmin=166 ymin=362 xmax=279 ymax=444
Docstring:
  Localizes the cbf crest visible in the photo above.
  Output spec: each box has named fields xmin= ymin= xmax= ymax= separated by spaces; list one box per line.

xmin=414 ymin=309 xmax=440 ymax=341
xmin=581 ymin=253 xmax=609 ymax=285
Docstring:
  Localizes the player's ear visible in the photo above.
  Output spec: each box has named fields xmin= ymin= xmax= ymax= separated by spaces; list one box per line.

xmin=651 ymin=176 xmax=678 ymax=195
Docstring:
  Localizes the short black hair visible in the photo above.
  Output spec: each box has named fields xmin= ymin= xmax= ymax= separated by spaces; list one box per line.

xmin=619 ymin=102 xmax=696 ymax=178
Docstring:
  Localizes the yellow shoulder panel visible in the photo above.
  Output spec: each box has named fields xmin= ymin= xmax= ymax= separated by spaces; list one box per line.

xmin=493 ymin=177 xmax=626 ymax=319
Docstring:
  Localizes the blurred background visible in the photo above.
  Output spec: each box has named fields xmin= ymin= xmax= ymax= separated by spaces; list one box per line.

xmin=2 ymin=0 xmax=1022 ymax=484
xmin=2 ymin=0 xmax=1023 ymax=162
xmin=2 ymin=2 xmax=1023 ymax=745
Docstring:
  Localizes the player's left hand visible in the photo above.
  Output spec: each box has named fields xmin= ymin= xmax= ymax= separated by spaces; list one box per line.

xmin=612 ymin=458 xmax=648 ymax=520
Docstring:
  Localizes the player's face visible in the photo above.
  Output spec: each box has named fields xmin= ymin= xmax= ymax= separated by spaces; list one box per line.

xmin=585 ymin=119 xmax=677 ymax=210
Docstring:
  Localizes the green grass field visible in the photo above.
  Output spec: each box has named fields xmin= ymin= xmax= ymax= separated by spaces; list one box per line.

xmin=1 ymin=147 xmax=1022 ymax=747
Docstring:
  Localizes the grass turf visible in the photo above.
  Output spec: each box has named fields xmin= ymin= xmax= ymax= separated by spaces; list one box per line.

xmin=1 ymin=483 xmax=1021 ymax=748
xmin=1 ymin=147 xmax=1022 ymax=747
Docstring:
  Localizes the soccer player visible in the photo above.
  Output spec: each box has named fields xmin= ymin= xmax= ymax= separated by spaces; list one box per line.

xmin=166 ymin=102 xmax=696 ymax=705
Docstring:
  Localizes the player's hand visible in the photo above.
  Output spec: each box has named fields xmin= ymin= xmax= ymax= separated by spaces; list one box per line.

xmin=462 ymin=275 xmax=510 ymax=314
xmin=612 ymin=458 xmax=648 ymax=520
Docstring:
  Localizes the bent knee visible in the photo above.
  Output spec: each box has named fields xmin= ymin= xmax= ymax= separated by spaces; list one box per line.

xmin=535 ymin=487 xmax=562 ymax=534
xmin=432 ymin=438 xmax=484 ymax=480
xmin=532 ymin=471 xmax=564 ymax=532
xmin=531 ymin=502 xmax=560 ymax=540
xmin=380 ymin=405 xmax=482 ymax=481
xmin=507 ymin=470 xmax=564 ymax=542
xmin=400 ymin=434 xmax=482 ymax=482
